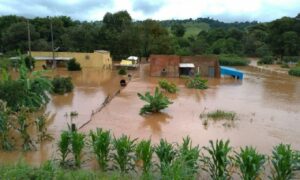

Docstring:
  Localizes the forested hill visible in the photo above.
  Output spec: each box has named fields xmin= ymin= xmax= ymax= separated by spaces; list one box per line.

xmin=160 ymin=17 xmax=258 ymax=29
xmin=0 ymin=11 xmax=299 ymax=60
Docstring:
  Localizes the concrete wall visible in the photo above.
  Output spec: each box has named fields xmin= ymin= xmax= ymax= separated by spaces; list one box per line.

xmin=149 ymin=54 xmax=220 ymax=78
xmin=31 ymin=51 xmax=112 ymax=69
xmin=180 ymin=55 xmax=220 ymax=78
xmin=149 ymin=55 xmax=180 ymax=77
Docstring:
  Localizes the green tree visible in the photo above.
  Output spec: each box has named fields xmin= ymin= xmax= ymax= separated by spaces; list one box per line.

xmin=171 ymin=24 xmax=186 ymax=37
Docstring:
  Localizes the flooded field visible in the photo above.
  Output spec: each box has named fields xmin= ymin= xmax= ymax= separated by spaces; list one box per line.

xmin=0 ymin=64 xmax=299 ymax=166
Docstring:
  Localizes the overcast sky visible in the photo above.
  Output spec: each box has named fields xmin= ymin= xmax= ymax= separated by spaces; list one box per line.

xmin=0 ymin=0 xmax=299 ymax=22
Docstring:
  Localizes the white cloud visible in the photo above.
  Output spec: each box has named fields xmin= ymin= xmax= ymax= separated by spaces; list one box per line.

xmin=0 ymin=0 xmax=299 ymax=22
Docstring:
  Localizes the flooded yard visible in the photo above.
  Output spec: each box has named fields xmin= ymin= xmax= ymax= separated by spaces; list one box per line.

xmin=0 ymin=64 xmax=299 ymax=165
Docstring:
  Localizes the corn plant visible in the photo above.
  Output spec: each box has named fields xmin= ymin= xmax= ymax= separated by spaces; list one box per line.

xmin=269 ymin=144 xmax=300 ymax=180
xmin=90 ymin=128 xmax=111 ymax=171
xmin=112 ymin=135 xmax=137 ymax=173
xmin=201 ymin=139 xmax=232 ymax=180
xmin=35 ymin=114 xmax=53 ymax=141
xmin=155 ymin=139 xmax=177 ymax=174
xmin=161 ymin=157 xmax=196 ymax=180
xmin=58 ymin=131 xmax=71 ymax=166
xmin=137 ymin=87 xmax=173 ymax=115
xmin=135 ymin=139 xmax=154 ymax=174
xmin=70 ymin=131 xmax=85 ymax=168
xmin=178 ymin=136 xmax=200 ymax=175
xmin=16 ymin=108 xmax=35 ymax=151
xmin=158 ymin=79 xmax=178 ymax=93
xmin=234 ymin=146 xmax=266 ymax=180
xmin=0 ymin=100 xmax=14 ymax=151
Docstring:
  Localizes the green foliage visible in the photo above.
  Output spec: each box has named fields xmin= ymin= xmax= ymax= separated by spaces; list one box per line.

xmin=51 ymin=76 xmax=74 ymax=94
xmin=118 ymin=67 xmax=127 ymax=75
xmin=24 ymin=56 xmax=35 ymax=70
xmin=282 ymin=56 xmax=300 ymax=63
xmin=280 ymin=63 xmax=289 ymax=68
xmin=171 ymin=24 xmax=186 ymax=37
xmin=288 ymin=67 xmax=300 ymax=77
xmin=185 ymin=74 xmax=208 ymax=90
xmin=202 ymin=139 xmax=232 ymax=180
xmin=155 ymin=139 xmax=177 ymax=173
xmin=219 ymin=55 xmax=249 ymax=66
xmin=58 ymin=131 xmax=71 ymax=166
xmin=206 ymin=110 xmax=236 ymax=120
xmin=258 ymin=56 xmax=274 ymax=65
xmin=0 ymin=100 xmax=13 ymax=151
xmin=16 ymin=108 xmax=35 ymax=151
xmin=112 ymin=135 xmax=137 ymax=173
xmin=70 ymin=131 xmax=85 ymax=168
xmin=234 ymin=146 xmax=266 ymax=180
xmin=136 ymin=139 xmax=154 ymax=174
xmin=178 ymin=136 xmax=200 ymax=176
xmin=0 ymin=59 xmax=52 ymax=111
xmin=137 ymin=87 xmax=173 ymax=115
xmin=270 ymin=144 xmax=300 ymax=180
xmin=35 ymin=114 xmax=53 ymax=141
xmin=90 ymin=128 xmax=111 ymax=171
xmin=67 ymin=58 xmax=81 ymax=71
xmin=158 ymin=79 xmax=178 ymax=93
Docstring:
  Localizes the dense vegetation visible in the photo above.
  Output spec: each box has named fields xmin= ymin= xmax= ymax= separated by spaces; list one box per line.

xmin=1 ymin=130 xmax=299 ymax=179
xmin=1 ymin=12 xmax=300 ymax=61
xmin=289 ymin=67 xmax=300 ymax=77
xmin=219 ymin=54 xmax=249 ymax=66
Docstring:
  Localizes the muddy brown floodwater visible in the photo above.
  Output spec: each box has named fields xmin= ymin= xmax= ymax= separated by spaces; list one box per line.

xmin=0 ymin=64 xmax=300 ymax=168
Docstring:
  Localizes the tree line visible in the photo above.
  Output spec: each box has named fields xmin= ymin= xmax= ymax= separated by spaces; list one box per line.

xmin=0 ymin=11 xmax=299 ymax=60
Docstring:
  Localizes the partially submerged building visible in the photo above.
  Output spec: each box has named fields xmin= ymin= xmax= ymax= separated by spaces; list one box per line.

xmin=149 ymin=55 xmax=220 ymax=78
xmin=30 ymin=50 xmax=112 ymax=69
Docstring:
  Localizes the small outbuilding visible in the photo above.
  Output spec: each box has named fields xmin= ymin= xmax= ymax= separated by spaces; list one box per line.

xmin=149 ymin=55 xmax=220 ymax=78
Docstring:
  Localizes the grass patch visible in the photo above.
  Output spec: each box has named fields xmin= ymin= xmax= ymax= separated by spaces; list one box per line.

xmin=219 ymin=54 xmax=249 ymax=66
xmin=206 ymin=110 xmax=236 ymax=120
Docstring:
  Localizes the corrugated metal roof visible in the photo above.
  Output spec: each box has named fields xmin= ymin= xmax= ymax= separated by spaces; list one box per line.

xmin=179 ymin=63 xmax=195 ymax=68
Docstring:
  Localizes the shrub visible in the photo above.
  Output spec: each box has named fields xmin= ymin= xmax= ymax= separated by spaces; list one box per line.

xmin=0 ymin=100 xmax=13 ymax=151
xmin=186 ymin=74 xmax=208 ymax=89
xmin=219 ymin=55 xmax=249 ymax=66
xmin=258 ymin=56 xmax=274 ymax=65
xmin=202 ymin=140 xmax=232 ymax=179
xmin=112 ymin=135 xmax=137 ymax=173
xmin=288 ymin=67 xmax=300 ymax=77
xmin=135 ymin=139 xmax=154 ymax=174
xmin=270 ymin=144 xmax=300 ymax=180
xmin=67 ymin=58 xmax=81 ymax=71
xmin=90 ymin=128 xmax=111 ymax=171
xmin=282 ymin=56 xmax=300 ymax=63
xmin=235 ymin=146 xmax=266 ymax=180
xmin=137 ymin=87 xmax=173 ymax=115
xmin=281 ymin=63 xmax=289 ymax=68
xmin=51 ymin=76 xmax=74 ymax=94
xmin=118 ymin=67 xmax=127 ymax=75
xmin=158 ymin=79 xmax=178 ymax=93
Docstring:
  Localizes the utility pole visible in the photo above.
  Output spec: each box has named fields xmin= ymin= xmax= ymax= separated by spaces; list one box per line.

xmin=50 ymin=20 xmax=56 ymax=68
xmin=27 ymin=19 xmax=31 ymax=56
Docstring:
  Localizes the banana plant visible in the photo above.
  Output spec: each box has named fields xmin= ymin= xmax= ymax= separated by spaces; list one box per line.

xmin=137 ymin=87 xmax=173 ymax=115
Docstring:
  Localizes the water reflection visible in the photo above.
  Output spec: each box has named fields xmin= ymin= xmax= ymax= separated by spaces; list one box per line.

xmin=140 ymin=113 xmax=172 ymax=134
